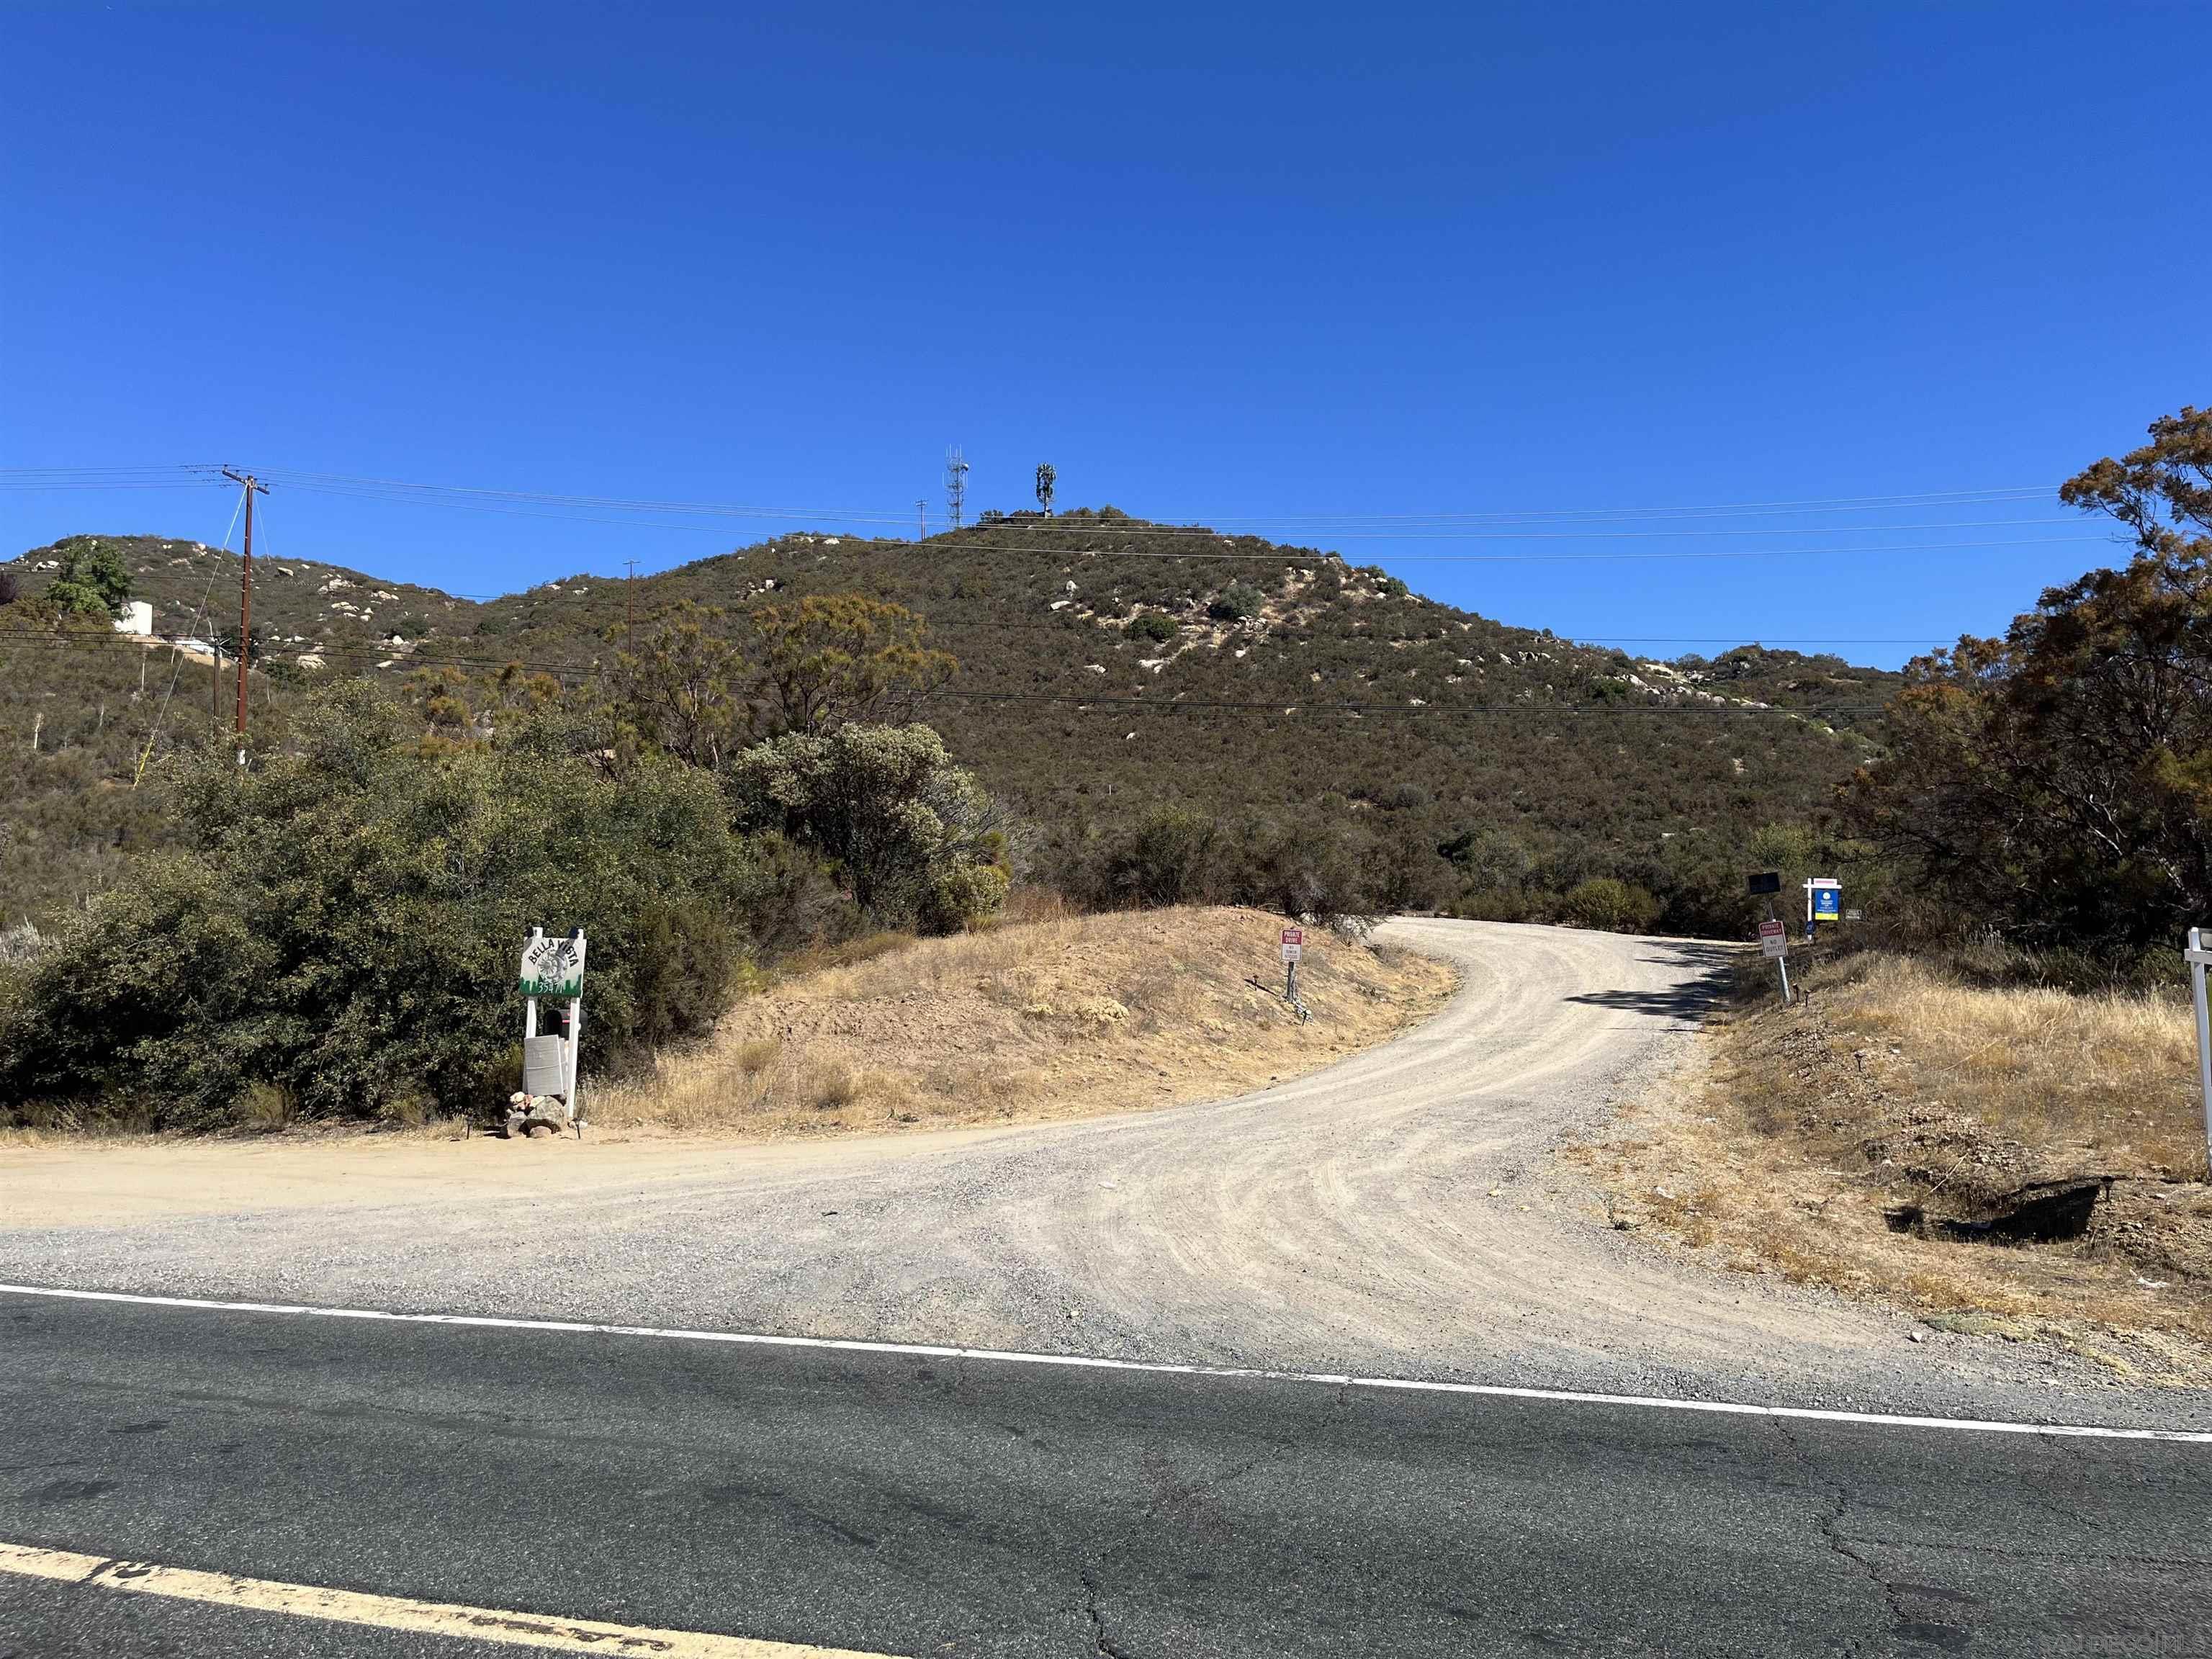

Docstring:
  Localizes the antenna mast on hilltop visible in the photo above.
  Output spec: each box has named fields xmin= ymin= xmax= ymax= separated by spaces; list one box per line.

xmin=945 ymin=446 xmax=968 ymax=531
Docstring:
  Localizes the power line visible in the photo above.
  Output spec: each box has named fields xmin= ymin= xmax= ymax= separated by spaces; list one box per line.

xmin=0 ymin=463 xmax=2069 ymax=530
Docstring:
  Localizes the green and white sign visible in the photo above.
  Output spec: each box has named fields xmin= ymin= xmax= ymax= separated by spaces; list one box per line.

xmin=518 ymin=931 xmax=587 ymax=997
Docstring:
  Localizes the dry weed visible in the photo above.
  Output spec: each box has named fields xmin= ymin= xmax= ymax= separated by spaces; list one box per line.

xmin=1581 ymin=948 xmax=2212 ymax=1378
xmin=588 ymin=906 xmax=1456 ymax=1142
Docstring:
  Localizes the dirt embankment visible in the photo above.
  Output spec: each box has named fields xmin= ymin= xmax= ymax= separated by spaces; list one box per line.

xmin=590 ymin=904 xmax=1456 ymax=1137
xmin=1572 ymin=948 xmax=2212 ymax=1380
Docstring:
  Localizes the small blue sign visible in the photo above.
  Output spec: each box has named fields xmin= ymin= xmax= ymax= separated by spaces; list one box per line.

xmin=1812 ymin=885 xmax=1842 ymax=922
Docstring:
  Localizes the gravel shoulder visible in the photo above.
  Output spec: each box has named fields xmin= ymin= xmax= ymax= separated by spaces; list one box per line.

xmin=4 ymin=918 xmax=2208 ymax=1430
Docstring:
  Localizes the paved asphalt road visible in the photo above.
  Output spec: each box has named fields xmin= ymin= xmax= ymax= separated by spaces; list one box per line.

xmin=4 ymin=1293 xmax=2209 ymax=1658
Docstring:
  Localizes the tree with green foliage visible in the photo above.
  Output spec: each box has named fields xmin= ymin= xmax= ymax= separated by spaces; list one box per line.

xmin=608 ymin=601 xmax=750 ymax=772
xmin=1127 ymin=612 xmax=1178 ymax=644
xmin=731 ymin=721 xmax=1006 ymax=933
xmin=747 ymin=593 xmax=955 ymax=738
xmin=1851 ymin=405 xmax=2212 ymax=961
xmin=45 ymin=538 xmax=132 ymax=619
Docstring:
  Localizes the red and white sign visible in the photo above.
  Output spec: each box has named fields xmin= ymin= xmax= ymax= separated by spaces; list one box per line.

xmin=1758 ymin=917 xmax=1788 ymax=959
xmin=1281 ymin=927 xmax=1304 ymax=964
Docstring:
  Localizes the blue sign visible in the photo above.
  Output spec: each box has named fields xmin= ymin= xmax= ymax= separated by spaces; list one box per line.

xmin=1812 ymin=884 xmax=1842 ymax=922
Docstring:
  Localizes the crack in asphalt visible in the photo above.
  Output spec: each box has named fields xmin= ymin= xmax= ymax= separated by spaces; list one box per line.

xmin=1772 ymin=1418 xmax=1970 ymax=1656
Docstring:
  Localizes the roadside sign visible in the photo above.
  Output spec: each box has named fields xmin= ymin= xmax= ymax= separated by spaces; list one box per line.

xmin=519 ymin=931 xmax=587 ymax=997
xmin=1845 ymin=908 xmax=1863 ymax=922
xmin=1747 ymin=871 xmax=1781 ymax=896
xmin=1758 ymin=918 xmax=1787 ymax=960
xmin=1280 ymin=927 xmax=1304 ymax=964
xmin=1807 ymin=876 xmax=1842 ymax=925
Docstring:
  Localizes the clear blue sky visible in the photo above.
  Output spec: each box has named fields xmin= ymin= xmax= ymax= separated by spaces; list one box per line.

xmin=5 ymin=2 xmax=2206 ymax=666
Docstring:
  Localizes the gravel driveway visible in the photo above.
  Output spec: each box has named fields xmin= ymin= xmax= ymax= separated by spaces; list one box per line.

xmin=6 ymin=919 xmax=2206 ymax=1428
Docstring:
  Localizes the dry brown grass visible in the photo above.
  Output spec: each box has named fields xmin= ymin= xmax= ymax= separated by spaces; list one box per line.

xmin=1841 ymin=954 xmax=2201 ymax=1179
xmin=589 ymin=906 xmax=1457 ymax=1141
xmin=1572 ymin=948 xmax=2212 ymax=1380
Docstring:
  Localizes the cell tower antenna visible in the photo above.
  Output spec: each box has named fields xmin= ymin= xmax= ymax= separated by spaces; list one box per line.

xmin=916 ymin=498 xmax=927 ymax=541
xmin=945 ymin=446 xmax=968 ymax=531
xmin=1035 ymin=462 xmax=1056 ymax=516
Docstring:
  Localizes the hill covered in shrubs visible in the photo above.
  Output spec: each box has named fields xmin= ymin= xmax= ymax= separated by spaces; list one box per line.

xmin=2 ymin=513 xmax=1887 ymax=943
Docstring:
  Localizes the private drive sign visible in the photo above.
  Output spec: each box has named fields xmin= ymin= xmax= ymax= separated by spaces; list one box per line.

xmin=518 ymin=931 xmax=588 ymax=997
xmin=1758 ymin=917 xmax=1788 ymax=960
xmin=1281 ymin=927 xmax=1304 ymax=964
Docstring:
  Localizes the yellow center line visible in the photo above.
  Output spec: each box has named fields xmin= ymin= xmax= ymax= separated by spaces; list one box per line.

xmin=0 ymin=1539 xmax=909 ymax=1658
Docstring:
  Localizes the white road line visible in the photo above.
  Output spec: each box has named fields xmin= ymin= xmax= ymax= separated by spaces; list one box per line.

xmin=4 ymin=1282 xmax=2208 ymax=1444
xmin=0 ymin=1539 xmax=904 ymax=1657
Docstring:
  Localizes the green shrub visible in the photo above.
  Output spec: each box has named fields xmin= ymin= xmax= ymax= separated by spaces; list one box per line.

xmin=1208 ymin=582 xmax=1264 ymax=622
xmin=1127 ymin=612 xmax=1178 ymax=644
xmin=1088 ymin=805 xmax=1220 ymax=907
xmin=731 ymin=722 xmax=1006 ymax=935
xmin=0 ymin=683 xmax=765 ymax=1128
xmin=1559 ymin=877 xmax=1663 ymax=934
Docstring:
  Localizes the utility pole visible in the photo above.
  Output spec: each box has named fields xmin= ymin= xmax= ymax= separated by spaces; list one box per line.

xmin=915 ymin=498 xmax=927 ymax=542
xmin=945 ymin=446 xmax=968 ymax=531
xmin=624 ymin=558 xmax=639 ymax=644
xmin=221 ymin=469 xmax=268 ymax=761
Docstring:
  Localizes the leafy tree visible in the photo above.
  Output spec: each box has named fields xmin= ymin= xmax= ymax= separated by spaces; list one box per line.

xmin=608 ymin=601 xmax=748 ymax=771
xmin=0 ymin=570 xmax=18 ymax=606
xmin=1851 ymin=405 xmax=2212 ymax=958
xmin=1127 ymin=612 xmax=1178 ymax=644
xmin=747 ymin=594 xmax=955 ymax=738
xmin=731 ymin=722 xmax=1006 ymax=933
xmin=46 ymin=538 xmax=132 ymax=619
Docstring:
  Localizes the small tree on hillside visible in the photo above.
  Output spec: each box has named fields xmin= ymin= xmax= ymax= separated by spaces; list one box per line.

xmin=45 ymin=539 xmax=132 ymax=619
xmin=746 ymin=593 xmax=955 ymax=738
xmin=608 ymin=601 xmax=749 ymax=773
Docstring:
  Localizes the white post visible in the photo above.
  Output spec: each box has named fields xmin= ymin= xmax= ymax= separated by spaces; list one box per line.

xmin=523 ymin=927 xmax=542 ymax=1043
xmin=565 ymin=995 xmax=583 ymax=1130
xmin=2191 ymin=928 xmax=2212 ymax=1178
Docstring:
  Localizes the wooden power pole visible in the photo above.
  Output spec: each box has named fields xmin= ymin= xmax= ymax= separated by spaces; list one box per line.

xmin=220 ymin=469 xmax=268 ymax=758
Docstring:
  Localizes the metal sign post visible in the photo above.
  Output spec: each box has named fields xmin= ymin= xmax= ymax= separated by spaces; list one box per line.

xmin=2187 ymin=928 xmax=2212 ymax=1176
xmin=1748 ymin=873 xmax=1789 ymax=1004
xmin=1281 ymin=927 xmax=1303 ymax=1003
xmin=1759 ymin=917 xmax=1791 ymax=1003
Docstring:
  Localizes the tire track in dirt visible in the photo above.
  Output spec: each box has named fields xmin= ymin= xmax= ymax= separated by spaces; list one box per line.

xmin=2 ymin=920 xmax=2190 ymax=1419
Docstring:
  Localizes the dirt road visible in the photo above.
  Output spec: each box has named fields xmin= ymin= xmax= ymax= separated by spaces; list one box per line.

xmin=4 ymin=920 xmax=2200 ymax=1424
